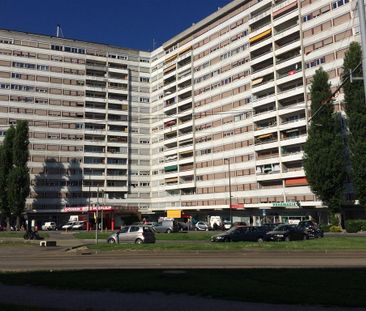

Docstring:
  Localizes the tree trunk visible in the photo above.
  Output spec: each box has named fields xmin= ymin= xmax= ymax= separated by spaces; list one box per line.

xmin=6 ymin=217 xmax=10 ymax=231
xmin=16 ymin=215 xmax=21 ymax=230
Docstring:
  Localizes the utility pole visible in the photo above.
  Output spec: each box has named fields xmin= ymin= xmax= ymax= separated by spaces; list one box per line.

xmin=357 ymin=0 xmax=366 ymax=98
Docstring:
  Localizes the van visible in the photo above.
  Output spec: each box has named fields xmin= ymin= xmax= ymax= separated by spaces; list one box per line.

xmin=41 ymin=222 xmax=57 ymax=231
xmin=153 ymin=219 xmax=179 ymax=233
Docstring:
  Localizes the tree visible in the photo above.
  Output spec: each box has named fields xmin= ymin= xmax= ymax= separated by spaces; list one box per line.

xmin=0 ymin=125 xmax=15 ymax=230
xmin=303 ymin=68 xmax=347 ymax=213
xmin=8 ymin=120 xmax=30 ymax=229
xmin=342 ymin=41 xmax=366 ymax=206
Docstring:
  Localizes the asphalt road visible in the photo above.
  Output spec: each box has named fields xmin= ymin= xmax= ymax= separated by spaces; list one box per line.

xmin=1 ymin=245 xmax=366 ymax=271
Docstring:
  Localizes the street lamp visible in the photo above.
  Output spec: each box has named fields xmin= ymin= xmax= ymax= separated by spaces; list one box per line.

xmin=95 ymin=186 xmax=99 ymax=245
xmin=224 ymin=158 xmax=233 ymax=227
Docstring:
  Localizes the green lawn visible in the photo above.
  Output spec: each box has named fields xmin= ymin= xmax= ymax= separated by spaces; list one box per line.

xmin=74 ymin=230 xmax=213 ymax=240
xmin=0 ymin=231 xmax=48 ymax=239
xmin=88 ymin=237 xmax=366 ymax=251
xmin=0 ymin=269 xmax=365 ymax=307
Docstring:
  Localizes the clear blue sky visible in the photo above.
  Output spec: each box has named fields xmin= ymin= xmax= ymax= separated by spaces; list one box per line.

xmin=0 ymin=0 xmax=232 ymax=51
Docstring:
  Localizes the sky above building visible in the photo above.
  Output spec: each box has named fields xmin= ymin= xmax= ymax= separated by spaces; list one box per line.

xmin=0 ymin=0 xmax=232 ymax=51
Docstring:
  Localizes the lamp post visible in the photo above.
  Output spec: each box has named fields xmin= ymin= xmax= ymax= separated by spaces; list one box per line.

xmin=87 ymin=174 xmax=91 ymax=231
xmin=224 ymin=158 xmax=233 ymax=227
xmin=95 ymin=186 xmax=99 ymax=245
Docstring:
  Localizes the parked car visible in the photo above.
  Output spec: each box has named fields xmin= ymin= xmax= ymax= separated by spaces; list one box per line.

xmin=153 ymin=220 xmax=179 ymax=233
xmin=72 ymin=221 xmax=86 ymax=230
xmin=260 ymin=223 xmax=284 ymax=232
xmin=62 ymin=221 xmax=76 ymax=230
xmin=297 ymin=220 xmax=324 ymax=239
xmin=195 ymin=221 xmax=209 ymax=231
xmin=107 ymin=225 xmax=156 ymax=244
xmin=265 ymin=224 xmax=307 ymax=241
xmin=211 ymin=226 xmax=267 ymax=242
xmin=41 ymin=222 xmax=57 ymax=231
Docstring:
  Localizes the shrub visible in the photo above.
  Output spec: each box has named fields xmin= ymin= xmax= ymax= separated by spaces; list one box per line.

xmin=320 ymin=224 xmax=332 ymax=232
xmin=345 ymin=220 xmax=366 ymax=233
xmin=329 ymin=225 xmax=343 ymax=232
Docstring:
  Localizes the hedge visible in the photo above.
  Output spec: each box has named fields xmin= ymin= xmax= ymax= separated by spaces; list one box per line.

xmin=345 ymin=220 xmax=366 ymax=233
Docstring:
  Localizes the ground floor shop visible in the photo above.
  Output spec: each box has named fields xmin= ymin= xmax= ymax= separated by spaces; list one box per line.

xmin=142 ymin=207 xmax=330 ymax=227
xmin=25 ymin=206 xmax=140 ymax=231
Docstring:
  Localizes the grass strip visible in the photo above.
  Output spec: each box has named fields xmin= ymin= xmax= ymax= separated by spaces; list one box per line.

xmin=0 ymin=232 xmax=49 ymax=238
xmin=74 ymin=231 xmax=212 ymax=240
xmin=0 ymin=269 xmax=365 ymax=307
xmin=87 ymin=237 xmax=366 ymax=251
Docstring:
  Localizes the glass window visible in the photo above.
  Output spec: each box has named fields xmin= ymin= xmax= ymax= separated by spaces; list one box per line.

xmin=130 ymin=226 xmax=140 ymax=232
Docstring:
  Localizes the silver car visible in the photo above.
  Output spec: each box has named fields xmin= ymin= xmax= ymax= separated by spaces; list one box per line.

xmin=107 ymin=225 xmax=156 ymax=244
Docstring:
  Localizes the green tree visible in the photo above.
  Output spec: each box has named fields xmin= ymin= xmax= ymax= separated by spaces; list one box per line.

xmin=8 ymin=120 xmax=30 ymax=229
xmin=303 ymin=68 xmax=347 ymax=213
xmin=342 ymin=41 xmax=366 ymax=206
xmin=0 ymin=125 xmax=15 ymax=230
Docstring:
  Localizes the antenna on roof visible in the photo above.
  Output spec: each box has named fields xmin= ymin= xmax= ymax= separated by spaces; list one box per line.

xmin=56 ymin=25 xmax=64 ymax=38
xmin=152 ymin=38 xmax=156 ymax=50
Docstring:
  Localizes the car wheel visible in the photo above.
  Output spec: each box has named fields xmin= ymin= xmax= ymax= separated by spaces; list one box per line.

xmin=135 ymin=238 xmax=143 ymax=244
xmin=107 ymin=238 xmax=116 ymax=244
xmin=257 ymin=238 xmax=264 ymax=243
xmin=166 ymin=229 xmax=172 ymax=233
xmin=285 ymin=236 xmax=290 ymax=242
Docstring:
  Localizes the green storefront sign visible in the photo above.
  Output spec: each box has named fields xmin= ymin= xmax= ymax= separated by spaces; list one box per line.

xmin=272 ymin=201 xmax=300 ymax=208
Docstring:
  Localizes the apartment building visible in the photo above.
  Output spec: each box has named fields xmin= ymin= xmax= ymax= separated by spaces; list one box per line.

xmin=0 ymin=0 xmax=357 ymax=225
xmin=0 ymin=30 xmax=151 ymax=226
xmin=149 ymin=0 xmax=356 ymax=224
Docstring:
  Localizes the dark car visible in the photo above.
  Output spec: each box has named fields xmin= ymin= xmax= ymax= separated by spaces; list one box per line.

xmin=260 ymin=223 xmax=284 ymax=232
xmin=211 ymin=226 xmax=267 ymax=242
xmin=297 ymin=220 xmax=324 ymax=239
xmin=266 ymin=224 xmax=307 ymax=241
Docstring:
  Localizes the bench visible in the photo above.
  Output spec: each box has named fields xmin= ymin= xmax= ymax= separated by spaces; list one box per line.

xmin=40 ymin=241 xmax=57 ymax=247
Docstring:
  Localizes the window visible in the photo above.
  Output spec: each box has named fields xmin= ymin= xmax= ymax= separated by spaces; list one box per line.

xmin=37 ymin=65 xmax=49 ymax=71
xmin=306 ymin=57 xmax=325 ymax=68
xmin=51 ymin=44 xmax=62 ymax=51
xmin=332 ymin=0 xmax=349 ymax=9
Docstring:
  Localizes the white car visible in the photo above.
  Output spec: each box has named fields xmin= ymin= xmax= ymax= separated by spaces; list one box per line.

xmin=72 ymin=221 xmax=86 ymax=230
xmin=223 ymin=220 xmax=232 ymax=230
xmin=41 ymin=222 xmax=57 ymax=231
xmin=62 ymin=221 xmax=76 ymax=230
xmin=195 ymin=221 xmax=209 ymax=231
